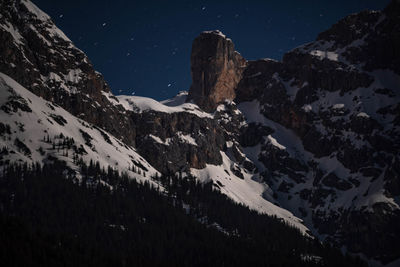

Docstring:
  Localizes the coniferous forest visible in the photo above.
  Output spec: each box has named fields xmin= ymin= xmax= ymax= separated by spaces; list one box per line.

xmin=0 ymin=160 xmax=366 ymax=267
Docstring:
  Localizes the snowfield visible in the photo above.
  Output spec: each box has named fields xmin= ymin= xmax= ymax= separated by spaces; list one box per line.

xmin=116 ymin=94 xmax=213 ymax=118
xmin=190 ymin=151 xmax=309 ymax=234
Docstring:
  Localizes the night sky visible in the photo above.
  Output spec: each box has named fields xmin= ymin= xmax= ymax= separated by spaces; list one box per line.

xmin=33 ymin=0 xmax=387 ymax=100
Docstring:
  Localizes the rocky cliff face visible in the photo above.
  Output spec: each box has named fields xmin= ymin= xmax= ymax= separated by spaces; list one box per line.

xmin=133 ymin=111 xmax=225 ymax=174
xmin=186 ymin=30 xmax=246 ymax=112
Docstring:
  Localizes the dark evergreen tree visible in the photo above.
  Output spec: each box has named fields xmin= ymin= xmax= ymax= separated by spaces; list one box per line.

xmin=0 ymin=161 xmax=366 ymax=267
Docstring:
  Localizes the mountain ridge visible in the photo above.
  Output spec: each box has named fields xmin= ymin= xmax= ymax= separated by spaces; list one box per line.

xmin=1 ymin=0 xmax=399 ymax=265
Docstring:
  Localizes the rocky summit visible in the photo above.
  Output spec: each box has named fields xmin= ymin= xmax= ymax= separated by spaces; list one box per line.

xmin=187 ymin=30 xmax=247 ymax=112
xmin=1 ymin=0 xmax=399 ymax=265
xmin=0 ymin=0 xmax=135 ymax=145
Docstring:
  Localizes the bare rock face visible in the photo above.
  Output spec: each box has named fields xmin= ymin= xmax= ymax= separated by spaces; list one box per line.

xmin=187 ymin=30 xmax=246 ymax=112
xmin=132 ymin=111 xmax=226 ymax=174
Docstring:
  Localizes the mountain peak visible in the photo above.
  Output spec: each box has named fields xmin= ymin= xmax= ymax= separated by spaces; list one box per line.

xmin=20 ymin=0 xmax=52 ymax=23
xmin=0 ymin=0 xmax=139 ymax=145
xmin=200 ymin=30 xmax=227 ymax=38
xmin=187 ymin=30 xmax=247 ymax=112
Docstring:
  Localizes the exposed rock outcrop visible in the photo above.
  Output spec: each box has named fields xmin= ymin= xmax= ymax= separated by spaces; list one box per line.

xmin=132 ymin=111 xmax=225 ymax=174
xmin=186 ymin=30 xmax=246 ymax=112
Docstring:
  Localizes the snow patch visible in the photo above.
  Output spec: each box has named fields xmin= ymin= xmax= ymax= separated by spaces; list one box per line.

xmin=177 ymin=132 xmax=197 ymax=146
xmin=302 ymin=104 xmax=312 ymax=112
xmin=202 ymin=30 xmax=226 ymax=38
xmin=0 ymin=21 xmax=24 ymax=45
xmin=161 ymin=91 xmax=188 ymax=106
xmin=64 ymin=69 xmax=82 ymax=83
xmin=309 ymin=50 xmax=339 ymax=61
xmin=356 ymin=112 xmax=369 ymax=118
xmin=332 ymin=103 xmax=345 ymax=109
xmin=267 ymin=135 xmax=286 ymax=150
xmin=148 ymin=134 xmax=171 ymax=146
xmin=116 ymin=95 xmax=213 ymax=118
xmin=21 ymin=0 xmax=51 ymax=21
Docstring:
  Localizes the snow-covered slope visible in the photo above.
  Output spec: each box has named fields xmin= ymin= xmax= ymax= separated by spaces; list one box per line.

xmin=191 ymin=150 xmax=309 ymax=233
xmin=161 ymin=91 xmax=188 ymax=106
xmin=0 ymin=72 xmax=158 ymax=184
xmin=238 ymin=99 xmax=399 ymax=212
xmin=117 ymin=92 xmax=310 ymax=232
xmin=116 ymin=94 xmax=212 ymax=118
xmin=0 ymin=71 xmax=309 ymax=232
xmin=0 ymin=0 xmax=135 ymax=147
xmin=237 ymin=99 xmax=400 ymax=242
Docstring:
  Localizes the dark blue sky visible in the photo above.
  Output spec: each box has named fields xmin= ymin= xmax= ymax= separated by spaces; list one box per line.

xmin=33 ymin=0 xmax=387 ymax=100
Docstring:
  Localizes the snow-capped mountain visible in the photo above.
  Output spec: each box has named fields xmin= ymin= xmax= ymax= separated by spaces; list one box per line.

xmin=168 ymin=3 xmax=400 ymax=263
xmin=0 ymin=0 xmax=307 ymax=232
xmin=232 ymin=4 xmax=400 ymax=262
xmin=1 ymin=0 xmax=399 ymax=265
xmin=182 ymin=2 xmax=400 ymax=263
